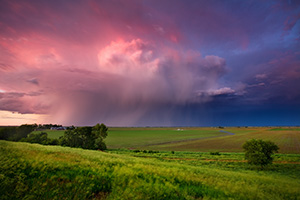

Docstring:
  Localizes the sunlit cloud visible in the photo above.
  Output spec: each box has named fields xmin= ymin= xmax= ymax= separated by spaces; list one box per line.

xmin=0 ymin=0 xmax=299 ymax=126
xmin=0 ymin=110 xmax=50 ymax=125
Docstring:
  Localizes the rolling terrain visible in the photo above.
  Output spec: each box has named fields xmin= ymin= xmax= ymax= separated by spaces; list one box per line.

xmin=1 ymin=140 xmax=300 ymax=200
xmin=37 ymin=127 xmax=300 ymax=153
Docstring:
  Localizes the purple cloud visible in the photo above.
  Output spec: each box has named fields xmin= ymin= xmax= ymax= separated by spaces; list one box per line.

xmin=0 ymin=0 xmax=299 ymax=126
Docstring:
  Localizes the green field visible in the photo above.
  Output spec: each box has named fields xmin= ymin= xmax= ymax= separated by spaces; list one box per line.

xmin=39 ymin=127 xmax=300 ymax=154
xmin=105 ymin=127 xmax=226 ymax=149
xmin=145 ymin=127 xmax=300 ymax=154
xmin=1 ymin=140 xmax=300 ymax=200
xmin=32 ymin=129 xmax=65 ymax=139
xmin=105 ymin=127 xmax=300 ymax=154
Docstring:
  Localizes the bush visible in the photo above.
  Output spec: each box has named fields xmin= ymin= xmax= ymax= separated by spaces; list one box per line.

xmin=210 ymin=152 xmax=220 ymax=155
xmin=20 ymin=132 xmax=59 ymax=145
xmin=242 ymin=139 xmax=279 ymax=166
xmin=20 ymin=132 xmax=49 ymax=144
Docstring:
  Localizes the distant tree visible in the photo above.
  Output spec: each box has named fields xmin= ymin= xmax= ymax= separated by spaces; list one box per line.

xmin=20 ymin=132 xmax=59 ymax=145
xmin=0 ymin=124 xmax=38 ymax=141
xmin=1 ymin=124 xmax=37 ymax=141
xmin=92 ymin=123 xmax=108 ymax=139
xmin=66 ymin=125 xmax=76 ymax=130
xmin=210 ymin=152 xmax=220 ymax=155
xmin=0 ymin=127 xmax=17 ymax=140
xmin=94 ymin=137 xmax=107 ymax=150
xmin=21 ymin=132 xmax=48 ymax=144
xmin=59 ymin=123 xmax=108 ymax=150
xmin=243 ymin=139 xmax=279 ymax=166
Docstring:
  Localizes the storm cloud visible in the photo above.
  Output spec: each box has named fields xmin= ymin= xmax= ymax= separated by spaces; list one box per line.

xmin=0 ymin=0 xmax=299 ymax=126
xmin=0 ymin=37 xmax=231 ymax=125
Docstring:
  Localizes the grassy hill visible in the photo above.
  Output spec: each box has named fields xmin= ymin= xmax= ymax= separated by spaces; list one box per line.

xmin=1 ymin=140 xmax=300 ymax=199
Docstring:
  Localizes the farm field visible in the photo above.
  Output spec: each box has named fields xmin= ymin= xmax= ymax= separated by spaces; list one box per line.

xmin=32 ymin=129 xmax=65 ymax=139
xmin=39 ymin=127 xmax=300 ymax=153
xmin=1 ymin=140 xmax=300 ymax=200
xmin=146 ymin=127 xmax=300 ymax=154
xmin=105 ymin=127 xmax=227 ymax=149
xmin=106 ymin=127 xmax=300 ymax=153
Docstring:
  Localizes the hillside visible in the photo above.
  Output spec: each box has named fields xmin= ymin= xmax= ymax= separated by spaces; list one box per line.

xmin=1 ymin=140 xmax=300 ymax=199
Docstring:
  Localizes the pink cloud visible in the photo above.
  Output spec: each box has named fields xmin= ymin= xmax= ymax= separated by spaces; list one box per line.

xmin=2 ymin=0 xmax=297 ymax=125
xmin=98 ymin=39 xmax=160 ymax=77
xmin=0 ymin=37 xmax=229 ymax=125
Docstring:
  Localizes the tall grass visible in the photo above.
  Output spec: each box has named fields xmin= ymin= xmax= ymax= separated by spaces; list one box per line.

xmin=1 ymin=140 xmax=300 ymax=199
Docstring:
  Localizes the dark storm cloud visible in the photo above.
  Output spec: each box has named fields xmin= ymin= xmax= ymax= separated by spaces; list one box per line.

xmin=0 ymin=0 xmax=299 ymax=126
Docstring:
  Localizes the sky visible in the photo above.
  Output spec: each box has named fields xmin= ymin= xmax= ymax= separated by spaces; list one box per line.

xmin=0 ymin=0 xmax=300 ymax=127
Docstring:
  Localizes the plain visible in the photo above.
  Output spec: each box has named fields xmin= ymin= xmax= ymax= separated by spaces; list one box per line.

xmin=36 ymin=127 xmax=300 ymax=153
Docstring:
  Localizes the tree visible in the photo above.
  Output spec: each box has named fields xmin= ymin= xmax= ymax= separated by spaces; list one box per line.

xmin=14 ymin=124 xmax=38 ymax=141
xmin=59 ymin=123 xmax=108 ymax=150
xmin=0 ymin=127 xmax=16 ymax=140
xmin=0 ymin=124 xmax=37 ymax=141
xmin=20 ymin=132 xmax=59 ymax=145
xmin=20 ymin=132 xmax=48 ymax=144
xmin=242 ymin=139 xmax=279 ymax=166
xmin=92 ymin=123 xmax=108 ymax=139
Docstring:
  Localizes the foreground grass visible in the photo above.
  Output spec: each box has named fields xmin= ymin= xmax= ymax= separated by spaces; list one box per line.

xmin=1 ymin=140 xmax=300 ymax=200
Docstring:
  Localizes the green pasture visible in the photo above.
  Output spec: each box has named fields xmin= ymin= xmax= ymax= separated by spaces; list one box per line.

xmin=32 ymin=127 xmax=300 ymax=153
xmin=105 ymin=127 xmax=225 ymax=149
xmin=32 ymin=129 xmax=65 ymax=139
xmin=269 ymin=128 xmax=300 ymax=131
xmin=1 ymin=140 xmax=300 ymax=200
xmin=149 ymin=127 xmax=300 ymax=154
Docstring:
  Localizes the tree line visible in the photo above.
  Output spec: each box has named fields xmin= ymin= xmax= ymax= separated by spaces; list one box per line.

xmin=0 ymin=123 xmax=108 ymax=150
xmin=0 ymin=124 xmax=279 ymax=166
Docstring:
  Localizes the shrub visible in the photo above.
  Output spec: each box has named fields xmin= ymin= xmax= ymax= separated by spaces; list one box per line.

xmin=20 ymin=132 xmax=59 ymax=145
xmin=47 ymin=138 xmax=59 ymax=145
xmin=20 ymin=132 xmax=49 ymax=144
xmin=242 ymin=139 xmax=279 ymax=166
xmin=210 ymin=152 xmax=220 ymax=156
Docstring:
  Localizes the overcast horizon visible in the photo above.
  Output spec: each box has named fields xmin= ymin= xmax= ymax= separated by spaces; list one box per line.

xmin=0 ymin=0 xmax=300 ymax=127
